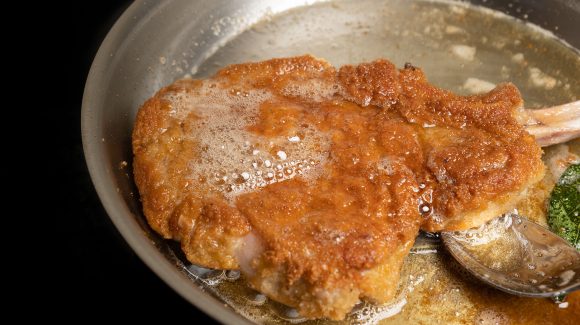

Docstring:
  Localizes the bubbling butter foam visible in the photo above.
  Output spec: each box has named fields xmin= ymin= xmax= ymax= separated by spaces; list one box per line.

xmin=165 ymin=80 xmax=330 ymax=201
xmin=281 ymin=79 xmax=341 ymax=102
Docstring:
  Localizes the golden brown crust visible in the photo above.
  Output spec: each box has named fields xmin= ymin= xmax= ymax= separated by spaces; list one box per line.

xmin=132 ymin=80 xmax=252 ymax=269
xmin=338 ymin=59 xmax=401 ymax=107
xmin=337 ymin=62 xmax=544 ymax=231
xmin=132 ymin=55 xmax=544 ymax=319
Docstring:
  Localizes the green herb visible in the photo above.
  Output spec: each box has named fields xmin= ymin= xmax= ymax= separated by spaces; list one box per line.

xmin=547 ymin=164 xmax=580 ymax=250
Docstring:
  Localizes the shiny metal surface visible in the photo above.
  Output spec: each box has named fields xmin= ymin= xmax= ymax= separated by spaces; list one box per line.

xmin=82 ymin=0 xmax=580 ymax=323
xmin=442 ymin=213 xmax=580 ymax=297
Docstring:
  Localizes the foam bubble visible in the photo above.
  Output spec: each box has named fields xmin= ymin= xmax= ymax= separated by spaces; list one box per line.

xmin=463 ymin=78 xmax=496 ymax=94
xmin=349 ymin=298 xmax=407 ymax=324
xmin=450 ymin=44 xmax=476 ymax=61
xmin=528 ymin=67 xmax=558 ymax=90
xmin=475 ymin=309 xmax=507 ymax=325
xmin=280 ymin=78 xmax=341 ymax=102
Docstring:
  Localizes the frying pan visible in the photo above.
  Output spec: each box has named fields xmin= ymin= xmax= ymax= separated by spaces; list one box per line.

xmin=82 ymin=0 xmax=580 ymax=323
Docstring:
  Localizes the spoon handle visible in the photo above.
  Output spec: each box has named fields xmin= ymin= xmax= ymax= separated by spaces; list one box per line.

xmin=522 ymin=101 xmax=580 ymax=147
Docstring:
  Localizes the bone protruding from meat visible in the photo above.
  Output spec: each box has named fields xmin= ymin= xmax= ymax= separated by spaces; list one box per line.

xmin=132 ymin=56 xmax=556 ymax=319
xmin=522 ymin=100 xmax=580 ymax=147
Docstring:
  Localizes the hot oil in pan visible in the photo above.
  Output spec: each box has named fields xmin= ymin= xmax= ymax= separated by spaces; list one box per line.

xmin=197 ymin=0 xmax=579 ymax=107
xmin=180 ymin=0 xmax=580 ymax=324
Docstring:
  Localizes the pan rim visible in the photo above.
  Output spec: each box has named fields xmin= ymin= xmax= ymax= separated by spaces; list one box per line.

xmin=80 ymin=1 xmax=253 ymax=324
xmin=80 ymin=0 xmax=580 ymax=323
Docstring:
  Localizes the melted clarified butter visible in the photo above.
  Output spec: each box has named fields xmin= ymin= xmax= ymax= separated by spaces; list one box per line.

xmin=166 ymin=0 xmax=580 ymax=323
xmin=176 ymin=240 xmax=580 ymax=324
xmin=451 ymin=216 xmax=526 ymax=273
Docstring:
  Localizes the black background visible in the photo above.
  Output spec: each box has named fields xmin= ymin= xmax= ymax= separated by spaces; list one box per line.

xmin=65 ymin=2 xmax=217 ymax=321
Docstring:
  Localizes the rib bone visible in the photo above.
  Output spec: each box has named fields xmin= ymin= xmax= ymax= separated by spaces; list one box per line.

xmin=522 ymin=100 xmax=580 ymax=147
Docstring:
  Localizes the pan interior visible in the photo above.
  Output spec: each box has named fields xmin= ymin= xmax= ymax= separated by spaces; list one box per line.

xmin=85 ymin=0 xmax=580 ymax=324
xmin=168 ymin=1 xmax=580 ymax=323
xmin=196 ymin=0 xmax=579 ymax=106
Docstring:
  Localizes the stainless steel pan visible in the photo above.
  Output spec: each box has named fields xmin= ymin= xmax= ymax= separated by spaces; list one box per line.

xmin=82 ymin=0 xmax=580 ymax=323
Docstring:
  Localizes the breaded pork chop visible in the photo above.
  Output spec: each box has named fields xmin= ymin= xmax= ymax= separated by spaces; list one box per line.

xmin=132 ymin=55 xmax=544 ymax=319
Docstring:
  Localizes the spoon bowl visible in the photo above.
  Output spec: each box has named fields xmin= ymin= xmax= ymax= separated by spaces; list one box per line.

xmin=442 ymin=213 xmax=580 ymax=297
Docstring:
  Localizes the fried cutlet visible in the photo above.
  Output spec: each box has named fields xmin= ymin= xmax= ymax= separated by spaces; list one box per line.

xmin=132 ymin=55 xmax=545 ymax=319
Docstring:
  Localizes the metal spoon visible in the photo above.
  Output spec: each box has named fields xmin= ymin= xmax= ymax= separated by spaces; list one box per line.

xmin=442 ymin=212 xmax=580 ymax=298
xmin=440 ymin=101 xmax=580 ymax=297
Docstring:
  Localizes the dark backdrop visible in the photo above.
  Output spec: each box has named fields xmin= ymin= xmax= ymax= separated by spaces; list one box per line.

xmin=65 ymin=2 xmax=217 ymax=322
